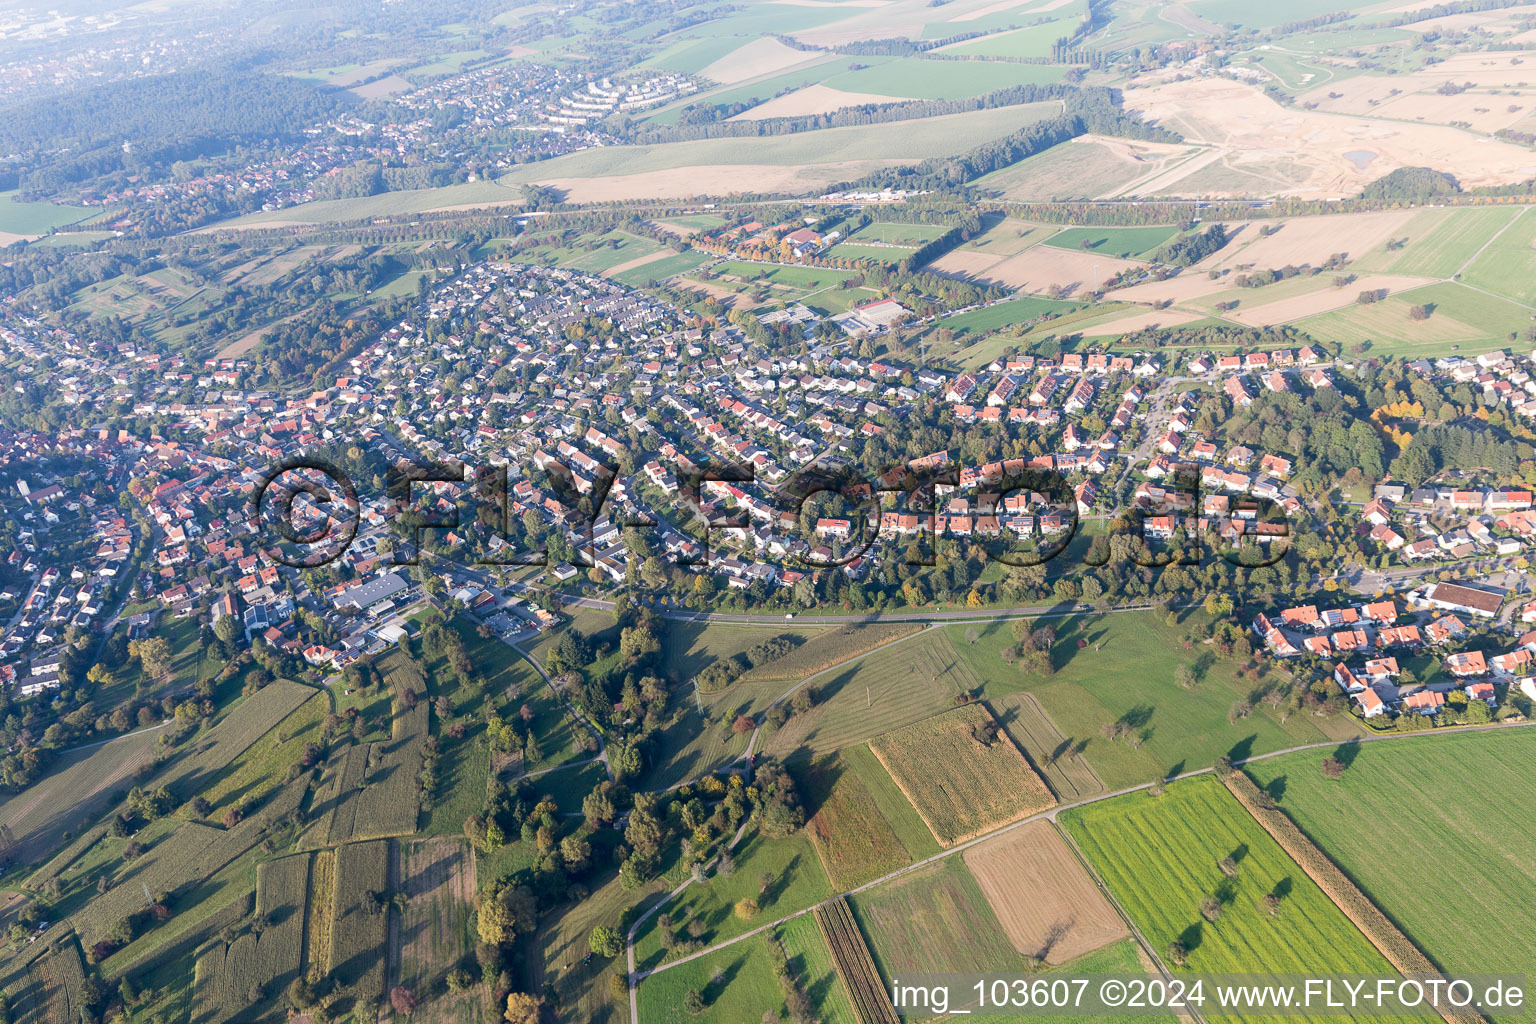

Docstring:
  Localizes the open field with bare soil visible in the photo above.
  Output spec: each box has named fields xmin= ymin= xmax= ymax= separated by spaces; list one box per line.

xmin=698 ymin=37 xmax=824 ymax=85
xmin=963 ymin=821 xmax=1127 ymax=965
xmin=934 ymin=245 xmax=1144 ymax=296
xmin=1124 ymin=76 xmax=1536 ymax=197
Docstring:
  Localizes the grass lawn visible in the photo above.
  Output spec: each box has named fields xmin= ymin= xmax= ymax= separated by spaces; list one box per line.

xmin=520 ymin=758 xmax=607 ymax=812
xmin=825 ymin=242 xmax=911 ymax=264
xmin=557 ymin=230 xmax=666 ymax=274
xmin=936 ymin=296 xmax=1084 ymax=336
xmin=1350 ymin=207 xmax=1522 ymax=278
xmin=0 ymin=190 xmax=95 ymax=236
xmin=1062 ymin=776 xmax=1403 ymax=1022
xmin=851 ymin=221 xmax=951 ymax=244
xmin=635 ymin=931 xmax=788 ymax=1024
xmin=950 ymin=612 xmax=1358 ymax=789
xmin=712 ymin=261 xmax=854 ymax=292
xmin=1243 ymin=729 xmax=1536 ymax=1023
xmin=611 ymin=250 xmax=713 ymax=288
xmin=1043 ymin=226 xmax=1179 ymax=259
xmin=822 ymin=56 xmax=1065 ymax=99
xmin=631 ymin=832 xmax=832 ymax=972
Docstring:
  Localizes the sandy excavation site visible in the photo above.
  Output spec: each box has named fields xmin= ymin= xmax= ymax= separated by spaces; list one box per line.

xmin=1120 ymin=76 xmax=1536 ymax=199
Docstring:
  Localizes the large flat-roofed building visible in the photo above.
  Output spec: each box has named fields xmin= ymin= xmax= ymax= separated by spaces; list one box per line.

xmin=338 ymin=571 xmax=408 ymax=610
xmin=1416 ymin=582 xmax=1504 ymax=619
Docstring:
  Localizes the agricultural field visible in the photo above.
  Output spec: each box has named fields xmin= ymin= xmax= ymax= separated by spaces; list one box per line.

xmin=1062 ymin=777 xmax=1399 ymax=1006
xmin=156 ymin=680 xmax=318 ymax=806
xmin=737 ymin=621 xmax=920 ymax=684
xmin=661 ymin=620 xmax=823 ymax=681
xmin=986 ymin=693 xmax=1104 ymax=801
xmin=191 ymin=853 xmax=310 ymax=1024
xmin=9 ymin=941 xmax=87 ymax=1024
xmin=924 ymin=295 xmax=1083 ymax=337
xmin=631 ymin=832 xmax=831 ymax=972
xmin=0 ymin=725 xmax=159 ymax=864
xmin=950 ymin=613 xmax=1358 ymax=790
xmin=816 ymin=897 xmax=898 ymax=1024
xmin=1042 ymin=226 xmax=1180 ymax=259
xmin=956 ymin=216 xmax=1055 ymax=257
xmin=1297 ymin=281 xmax=1531 ymax=357
xmin=801 ymin=752 xmax=915 ymax=889
xmin=302 ymin=701 xmax=426 ymax=847
xmin=393 ymin=839 xmax=485 ymax=1024
xmin=869 ymin=703 xmax=1055 ymax=846
xmin=850 ymin=856 xmax=1023 ymax=979
xmin=192 ymin=690 xmax=327 ymax=823
xmin=941 ymin=17 xmax=1087 ymax=59
xmin=974 ymin=135 xmax=1199 ymax=202
xmin=962 ymin=821 xmax=1126 ymax=965
xmin=0 ymin=190 xmax=96 ymax=240
xmin=1243 ymin=729 xmax=1536 ymax=1018
xmin=820 ymin=57 xmax=1066 ymax=100
xmin=762 ymin=628 xmax=985 ymax=759
xmin=1349 ymin=206 xmax=1522 ymax=278
xmin=326 ymin=840 xmax=391 ymax=996
xmin=776 ymin=913 xmax=858 ymax=1024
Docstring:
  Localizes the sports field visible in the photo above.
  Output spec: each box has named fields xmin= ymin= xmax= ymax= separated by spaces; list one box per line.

xmin=1244 ymin=729 xmax=1536 ymax=1022
xmin=1062 ymin=777 xmax=1402 ymax=1018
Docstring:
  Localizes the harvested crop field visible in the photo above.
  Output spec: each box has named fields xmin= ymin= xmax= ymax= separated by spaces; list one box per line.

xmin=962 ymin=821 xmax=1126 ymax=965
xmin=393 ymin=839 xmax=483 ymax=1021
xmin=698 ymin=37 xmax=821 ymax=84
xmin=1220 ymin=273 xmax=1437 ymax=326
xmin=869 ymin=703 xmax=1055 ymax=846
xmin=1200 ymin=211 xmax=1419 ymax=273
xmin=731 ymin=83 xmax=906 ymax=119
xmin=1125 ymin=76 xmax=1536 ymax=197
xmin=762 ymin=628 xmax=981 ymax=759
xmin=937 ymin=245 xmax=1144 ymax=295
xmin=986 ymin=692 xmax=1103 ymax=800
xmin=1076 ymin=307 xmax=1210 ymax=335
xmin=975 ymin=134 xmax=1200 ymax=201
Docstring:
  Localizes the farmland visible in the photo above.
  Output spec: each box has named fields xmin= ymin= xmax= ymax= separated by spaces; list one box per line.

xmin=156 ymin=680 xmax=318 ymax=806
xmin=327 ymin=840 xmax=391 ymax=996
xmin=802 ymin=752 xmax=915 ymax=889
xmin=7 ymin=941 xmax=86 ymax=1024
xmin=193 ymin=690 xmax=327 ymax=823
xmin=661 ymin=620 xmax=823 ymax=681
xmin=869 ymin=704 xmax=1055 ymax=846
xmin=737 ymin=621 xmax=920 ymax=684
xmin=0 ymin=726 xmax=159 ymax=864
xmin=191 ymin=853 xmax=310 ymax=1024
xmin=816 ymin=897 xmax=898 ymax=1024
xmin=0 ymin=190 xmax=96 ymax=239
xmin=962 ymin=821 xmax=1127 ymax=965
xmin=986 ymin=693 xmax=1104 ymax=800
xmin=776 ymin=913 xmax=858 ymax=1024
xmin=850 ymin=856 xmax=1022 ymax=978
xmin=1042 ymin=226 xmax=1180 ymax=259
xmin=762 ymin=628 xmax=985 ymax=759
xmin=393 ymin=839 xmax=485 ymax=1023
xmin=1243 ymin=729 xmax=1536 ymax=1018
xmin=1062 ymin=777 xmax=1399 ymax=1011
xmin=533 ymin=872 xmax=640 ymax=1024
xmin=950 ymin=613 xmax=1357 ymax=789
